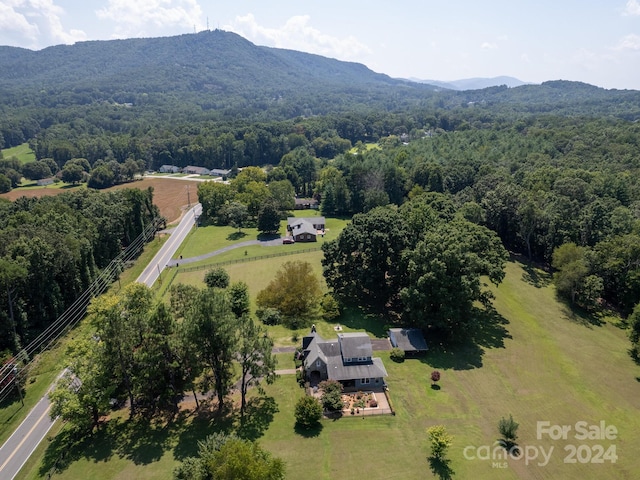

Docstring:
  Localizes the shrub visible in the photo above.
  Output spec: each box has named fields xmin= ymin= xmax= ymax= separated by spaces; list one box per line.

xmin=498 ymin=414 xmax=519 ymax=448
xmin=204 ymin=267 xmax=230 ymax=289
xmin=390 ymin=347 xmax=405 ymax=362
xmin=257 ymin=307 xmax=282 ymax=326
xmin=431 ymin=370 xmax=441 ymax=384
xmin=319 ymin=380 xmax=343 ymax=412
xmin=295 ymin=369 xmax=306 ymax=387
xmin=295 ymin=396 xmax=322 ymax=429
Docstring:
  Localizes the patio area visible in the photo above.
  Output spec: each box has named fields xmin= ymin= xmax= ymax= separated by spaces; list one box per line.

xmin=313 ymin=386 xmax=393 ymax=416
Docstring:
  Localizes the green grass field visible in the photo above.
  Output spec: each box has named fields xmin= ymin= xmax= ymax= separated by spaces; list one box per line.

xmin=12 ymin=221 xmax=640 ymax=480
xmin=16 ymin=258 xmax=640 ymax=480
xmin=1 ymin=143 xmax=36 ymax=163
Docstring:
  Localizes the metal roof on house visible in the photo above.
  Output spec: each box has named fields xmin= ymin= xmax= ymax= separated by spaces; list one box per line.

xmin=338 ymin=332 xmax=373 ymax=359
xmin=388 ymin=328 xmax=428 ymax=352
xmin=292 ymin=221 xmax=317 ymax=236
xmin=326 ymin=357 xmax=388 ymax=381
xmin=287 ymin=217 xmax=326 ymax=228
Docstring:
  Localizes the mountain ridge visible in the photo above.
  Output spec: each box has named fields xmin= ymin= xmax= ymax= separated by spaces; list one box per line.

xmin=409 ymin=76 xmax=529 ymax=91
xmin=1 ymin=29 xmax=640 ymax=147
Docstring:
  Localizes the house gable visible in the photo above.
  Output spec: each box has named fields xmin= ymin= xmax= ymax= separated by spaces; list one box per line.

xmin=287 ymin=217 xmax=326 ymax=231
xmin=302 ymin=329 xmax=387 ymax=385
xmin=338 ymin=333 xmax=373 ymax=362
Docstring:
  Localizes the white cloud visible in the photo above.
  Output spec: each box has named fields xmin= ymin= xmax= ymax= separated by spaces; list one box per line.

xmin=614 ymin=33 xmax=640 ymax=50
xmin=0 ymin=1 xmax=40 ymax=44
xmin=96 ymin=0 xmax=204 ymax=36
xmin=37 ymin=0 xmax=87 ymax=44
xmin=624 ymin=0 xmax=640 ymax=16
xmin=0 ymin=0 xmax=85 ymax=48
xmin=480 ymin=42 xmax=497 ymax=50
xmin=225 ymin=13 xmax=371 ymax=61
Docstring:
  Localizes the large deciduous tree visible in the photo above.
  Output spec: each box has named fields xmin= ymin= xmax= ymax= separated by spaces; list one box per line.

xmin=89 ymin=284 xmax=153 ymax=418
xmin=257 ymin=198 xmax=281 ymax=235
xmin=400 ymin=219 xmax=508 ymax=335
xmin=198 ymin=181 xmax=233 ymax=223
xmin=256 ymin=260 xmax=321 ymax=328
xmin=49 ymin=337 xmax=114 ymax=433
xmin=219 ymin=201 xmax=248 ymax=232
xmin=183 ymin=287 xmax=237 ymax=412
xmin=236 ymin=315 xmax=277 ymax=419
xmin=551 ymin=242 xmax=590 ymax=305
xmin=322 ymin=206 xmax=409 ymax=312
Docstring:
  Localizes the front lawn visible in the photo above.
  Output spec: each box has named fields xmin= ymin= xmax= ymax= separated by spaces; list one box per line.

xmin=18 ymin=259 xmax=640 ymax=479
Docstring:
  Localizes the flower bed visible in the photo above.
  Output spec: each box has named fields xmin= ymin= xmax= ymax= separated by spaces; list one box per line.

xmin=341 ymin=391 xmax=378 ymax=413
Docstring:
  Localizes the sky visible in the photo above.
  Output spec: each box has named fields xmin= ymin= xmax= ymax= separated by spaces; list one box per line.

xmin=1 ymin=0 xmax=640 ymax=90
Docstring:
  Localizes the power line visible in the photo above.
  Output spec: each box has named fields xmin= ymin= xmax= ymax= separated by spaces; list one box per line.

xmin=0 ymin=218 xmax=162 ymax=404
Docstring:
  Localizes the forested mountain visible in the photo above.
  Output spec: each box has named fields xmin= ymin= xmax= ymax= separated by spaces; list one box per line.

xmin=0 ymin=29 xmax=431 ymax=117
xmin=1 ymin=29 xmax=640 ymax=154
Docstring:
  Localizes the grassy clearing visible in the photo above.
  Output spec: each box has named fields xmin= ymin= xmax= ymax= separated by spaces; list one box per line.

xmin=1 ymin=143 xmax=36 ymax=163
xmin=23 ymin=258 xmax=640 ymax=480
xmin=349 ymin=143 xmax=381 ymax=154
xmin=16 ymin=181 xmax=79 ymax=190
xmin=173 ymin=214 xmax=347 ymax=262
xmin=264 ymin=260 xmax=640 ymax=479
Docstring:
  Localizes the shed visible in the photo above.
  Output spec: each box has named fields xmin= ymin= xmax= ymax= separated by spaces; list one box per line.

xmin=388 ymin=328 xmax=428 ymax=354
xmin=37 ymin=178 xmax=54 ymax=186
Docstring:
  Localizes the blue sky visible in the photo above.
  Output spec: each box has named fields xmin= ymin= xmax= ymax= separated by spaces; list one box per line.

xmin=1 ymin=0 xmax=640 ymax=90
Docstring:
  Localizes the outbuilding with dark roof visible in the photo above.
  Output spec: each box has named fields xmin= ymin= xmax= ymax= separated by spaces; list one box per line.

xmin=388 ymin=328 xmax=428 ymax=354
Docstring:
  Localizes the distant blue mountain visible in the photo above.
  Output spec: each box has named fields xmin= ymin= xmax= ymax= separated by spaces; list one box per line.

xmin=408 ymin=76 xmax=529 ymax=90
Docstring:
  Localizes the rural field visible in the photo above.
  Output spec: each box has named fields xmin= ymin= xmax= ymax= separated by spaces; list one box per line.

xmin=16 ymin=253 xmax=640 ymax=480
xmin=1 ymin=143 xmax=36 ymax=163
xmin=3 ymin=148 xmax=639 ymax=479
xmin=0 ymin=175 xmax=196 ymax=224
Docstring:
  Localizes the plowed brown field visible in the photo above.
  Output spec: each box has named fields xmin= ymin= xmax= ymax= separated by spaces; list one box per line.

xmin=0 ymin=178 xmax=196 ymax=223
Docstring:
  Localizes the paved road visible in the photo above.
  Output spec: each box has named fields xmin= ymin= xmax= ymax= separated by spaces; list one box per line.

xmin=0 ymin=377 xmax=62 ymax=480
xmin=137 ymin=203 xmax=202 ymax=286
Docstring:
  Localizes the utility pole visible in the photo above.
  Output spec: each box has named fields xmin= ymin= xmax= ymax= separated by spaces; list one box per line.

xmin=7 ymin=286 xmax=18 ymax=351
xmin=12 ymin=365 xmax=23 ymax=406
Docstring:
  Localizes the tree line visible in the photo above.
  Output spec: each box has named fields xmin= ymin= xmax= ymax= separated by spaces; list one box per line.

xmin=0 ymin=187 xmax=158 ymax=358
xmin=50 ymin=277 xmax=276 ymax=430
xmin=314 ymin=117 xmax=640 ymax=316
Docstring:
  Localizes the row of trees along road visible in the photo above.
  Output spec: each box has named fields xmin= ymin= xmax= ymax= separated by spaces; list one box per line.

xmin=0 ymin=188 xmax=159 ymax=358
xmin=50 ymin=279 xmax=276 ymax=432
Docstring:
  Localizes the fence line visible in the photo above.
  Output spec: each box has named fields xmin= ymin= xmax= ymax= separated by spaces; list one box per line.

xmin=156 ymin=246 xmax=323 ymax=297
xmin=178 ymin=246 xmax=323 ymax=273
